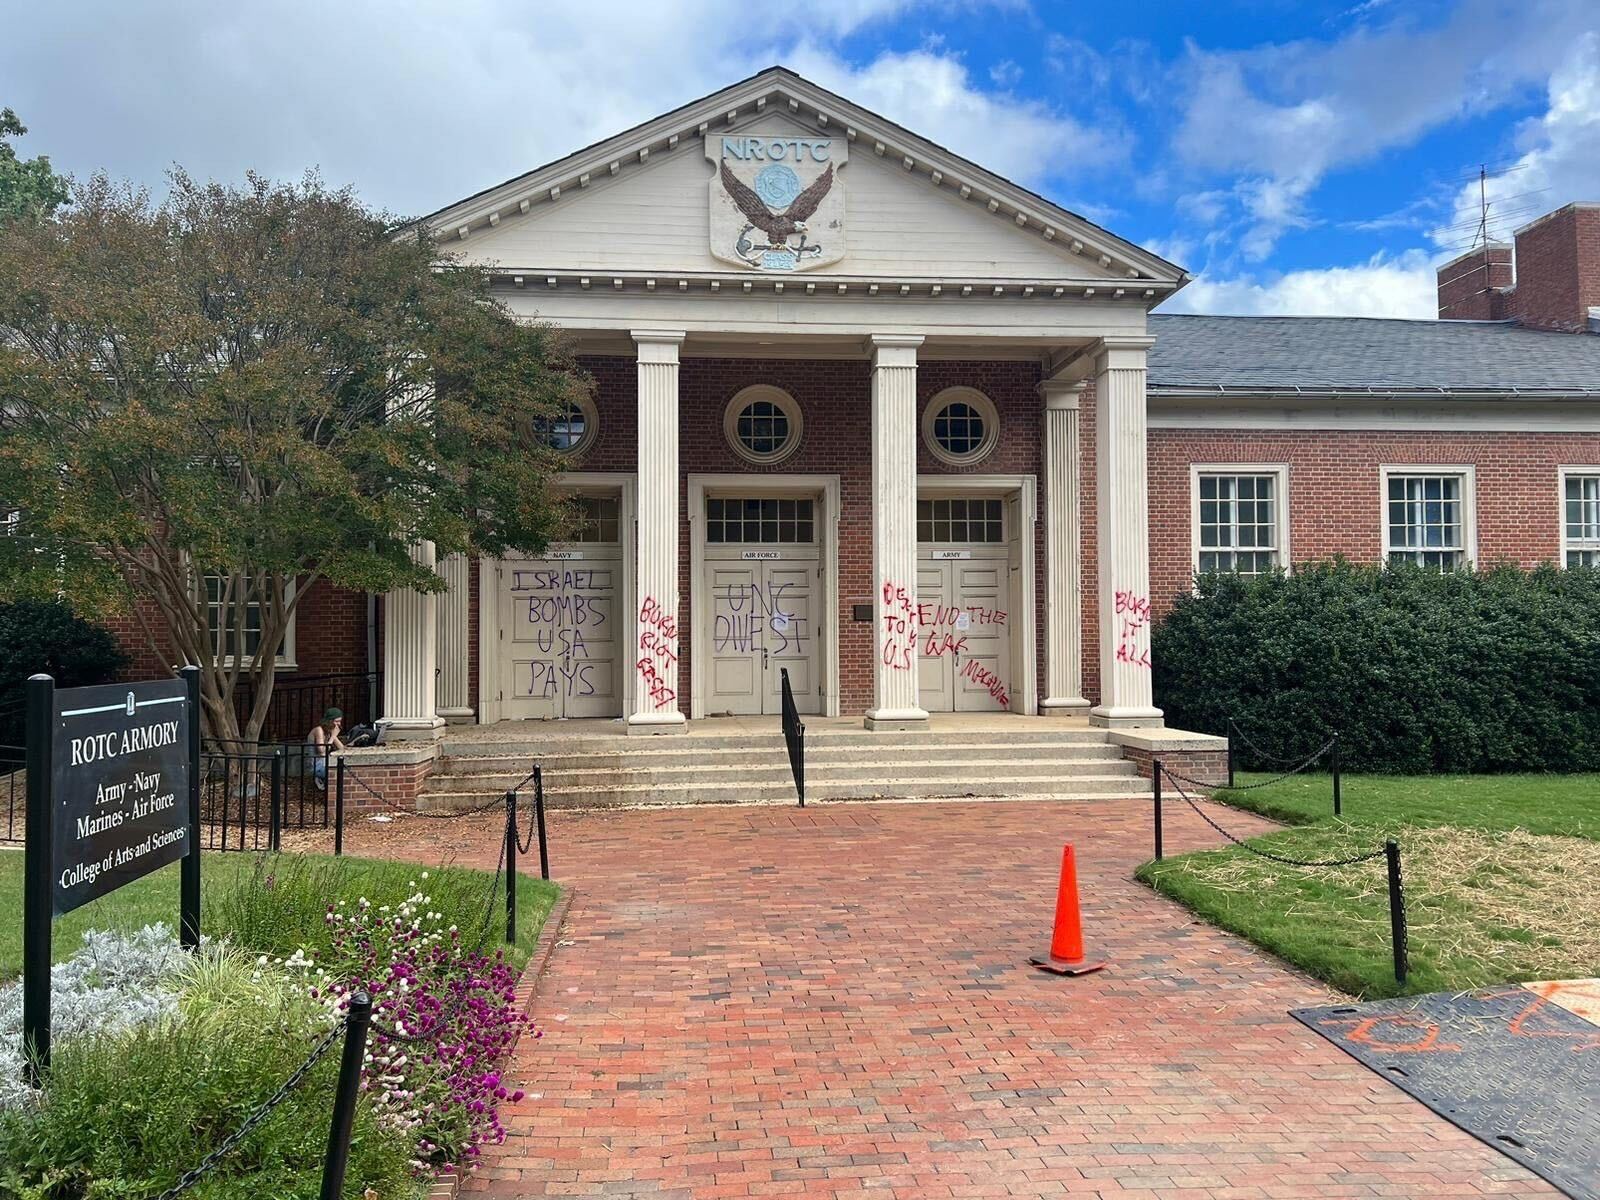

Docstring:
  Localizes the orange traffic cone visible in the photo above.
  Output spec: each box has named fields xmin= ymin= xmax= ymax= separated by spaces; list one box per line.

xmin=1029 ymin=843 xmax=1106 ymax=976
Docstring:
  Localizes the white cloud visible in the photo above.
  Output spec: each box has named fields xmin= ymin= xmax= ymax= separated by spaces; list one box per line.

xmin=1160 ymin=249 xmax=1438 ymax=318
xmin=1434 ymin=31 xmax=1600 ymax=250
xmin=1171 ymin=0 xmax=1598 ymax=257
xmin=0 ymin=0 xmax=1071 ymax=217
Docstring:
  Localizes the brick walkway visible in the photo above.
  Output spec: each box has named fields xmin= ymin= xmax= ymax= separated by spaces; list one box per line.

xmin=414 ymin=799 xmax=1555 ymax=1199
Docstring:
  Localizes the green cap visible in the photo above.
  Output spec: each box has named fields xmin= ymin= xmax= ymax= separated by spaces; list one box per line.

xmin=323 ymin=707 xmax=343 ymax=721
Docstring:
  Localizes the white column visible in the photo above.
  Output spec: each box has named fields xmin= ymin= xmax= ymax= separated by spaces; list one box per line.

xmin=436 ymin=553 xmax=473 ymax=722
xmin=1041 ymin=378 xmax=1090 ymax=716
xmin=865 ymin=334 xmax=928 ymax=731
xmin=380 ymin=540 xmax=444 ymax=740
xmin=1091 ymin=337 xmax=1162 ymax=728
xmin=629 ymin=330 xmax=687 ymax=734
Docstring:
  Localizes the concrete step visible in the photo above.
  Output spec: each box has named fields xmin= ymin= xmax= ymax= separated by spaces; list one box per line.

xmin=437 ymin=742 xmax=1126 ymax=777
xmin=439 ymin=726 xmax=1110 ymax=758
xmin=418 ymin=773 xmax=1150 ymax=811
xmin=426 ymin=754 xmax=1138 ymax=793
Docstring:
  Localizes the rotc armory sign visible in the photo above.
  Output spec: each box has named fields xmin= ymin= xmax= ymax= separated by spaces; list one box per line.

xmin=50 ymin=678 xmax=192 ymax=914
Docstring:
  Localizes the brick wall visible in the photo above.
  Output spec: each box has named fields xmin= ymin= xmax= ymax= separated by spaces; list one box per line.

xmin=1435 ymin=245 xmax=1512 ymax=321
xmin=1148 ymin=427 xmax=1600 ymax=618
xmin=565 ymin=354 xmax=1064 ymax=716
xmin=1502 ymin=204 xmax=1600 ymax=333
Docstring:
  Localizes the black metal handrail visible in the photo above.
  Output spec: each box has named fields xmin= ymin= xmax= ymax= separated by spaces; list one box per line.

xmin=778 ymin=667 xmax=805 ymax=808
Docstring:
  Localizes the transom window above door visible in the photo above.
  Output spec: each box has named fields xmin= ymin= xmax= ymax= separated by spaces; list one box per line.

xmin=706 ymin=497 xmax=816 ymax=543
xmin=918 ymin=497 xmax=1004 ymax=543
xmin=923 ymin=388 xmax=999 ymax=466
xmin=725 ymin=386 xmax=803 ymax=465
xmin=564 ymin=494 xmax=621 ymax=543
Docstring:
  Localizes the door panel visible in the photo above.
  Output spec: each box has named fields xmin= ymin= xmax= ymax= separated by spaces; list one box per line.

xmin=916 ymin=563 xmax=953 ymax=712
xmin=501 ymin=558 xmax=621 ymax=719
xmin=764 ymin=564 xmax=820 ymax=715
xmin=952 ymin=562 xmax=1009 ymax=711
xmin=708 ymin=565 xmax=765 ymax=716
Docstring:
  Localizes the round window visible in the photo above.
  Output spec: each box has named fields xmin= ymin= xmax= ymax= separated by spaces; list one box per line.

xmin=923 ymin=388 xmax=999 ymax=466
xmin=724 ymin=386 xmax=803 ymax=465
xmin=541 ymin=394 xmax=598 ymax=457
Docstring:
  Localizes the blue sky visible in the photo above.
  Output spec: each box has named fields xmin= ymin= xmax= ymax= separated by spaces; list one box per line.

xmin=3 ymin=0 xmax=1596 ymax=316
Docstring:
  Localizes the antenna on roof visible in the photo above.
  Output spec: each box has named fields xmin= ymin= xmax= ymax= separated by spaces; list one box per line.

xmin=1471 ymin=165 xmax=1489 ymax=250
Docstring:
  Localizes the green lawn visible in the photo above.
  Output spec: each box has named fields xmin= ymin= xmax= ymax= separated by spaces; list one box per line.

xmin=0 ymin=848 xmax=558 ymax=979
xmin=1139 ymin=772 xmax=1600 ymax=998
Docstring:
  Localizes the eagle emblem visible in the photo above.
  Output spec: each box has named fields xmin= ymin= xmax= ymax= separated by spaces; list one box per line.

xmin=707 ymin=136 xmax=848 ymax=271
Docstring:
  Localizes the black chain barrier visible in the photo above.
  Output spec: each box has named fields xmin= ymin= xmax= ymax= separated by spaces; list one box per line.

xmin=1227 ymin=718 xmax=1327 ymax=767
xmin=1158 ymin=764 xmax=1386 ymax=869
xmin=341 ymin=765 xmax=506 ymax=819
xmin=1176 ymin=737 xmax=1339 ymax=795
xmin=152 ymin=1017 xmax=348 ymax=1200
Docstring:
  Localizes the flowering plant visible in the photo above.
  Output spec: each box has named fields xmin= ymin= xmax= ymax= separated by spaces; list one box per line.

xmin=308 ymin=874 xmax=531 ymax=1172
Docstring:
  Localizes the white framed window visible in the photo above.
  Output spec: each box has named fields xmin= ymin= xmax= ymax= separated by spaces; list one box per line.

xmin=724 ymin=385 xmax=803 ymax=465
xmin=1561 ymin=468 xmax=1600 ymax=567
xmin=922 ymin=387 xmax=999 ymax=467
xmin=1190 ymin=465 xmax=1288 ymax=577
xmin=1381 ymin=466 xmax=1476 ymax=569
xmin=204 ymin=574 xmax=296 ymax=668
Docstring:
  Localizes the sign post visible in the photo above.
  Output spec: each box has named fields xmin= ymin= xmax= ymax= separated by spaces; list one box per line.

xmin=21 ymin=671 xmax=199 ymax=1084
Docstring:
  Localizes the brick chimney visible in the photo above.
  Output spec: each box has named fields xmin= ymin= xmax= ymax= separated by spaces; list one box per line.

xmin=1437 ymin=202 xmax=1600 ymax=332
xmin=1437 ymin=244 xmax=1512 ymax=320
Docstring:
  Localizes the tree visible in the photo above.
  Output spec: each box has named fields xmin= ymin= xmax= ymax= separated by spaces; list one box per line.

xmin=0 ymin=170 xmax=585 ymax=742
xmin=0 ymin=108 xmax=69 ymax=224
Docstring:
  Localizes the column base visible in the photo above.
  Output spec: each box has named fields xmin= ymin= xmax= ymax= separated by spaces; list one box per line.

xmin=437 ymin=707 xmax=475 ymax=725
xmin=1040 ymin=697 xmax=1092 ymax=718
xmin=1089 ymin=705 xmax=1164 ymax=730
xmin=627 ymin=712 xmax=688 ymax=736
xmin=378 ymin=716 xmax=446 ymax=742
xmin=864 ymin=707 xmax=929 ymax=732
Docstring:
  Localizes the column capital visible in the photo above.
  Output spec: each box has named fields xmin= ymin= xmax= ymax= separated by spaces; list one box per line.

xmin=631 ymin=329 xmax=686 ymax=361
xmin=866 ymin=334 xmax=924 ymax=367
xmin=1094 ymin=335 xmax=1155 ymax=373
xmin=1038 ymin=377 xmax=1087 ymax=410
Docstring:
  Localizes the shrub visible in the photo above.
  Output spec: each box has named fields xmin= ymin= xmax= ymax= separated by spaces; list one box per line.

xmin=0 ymin=599 xmax=128 ymax=744
xmin=1151 ymin=560 xmax=1600 ymax=774
xmin=0 ymin=971 xmax=412 ymax=1199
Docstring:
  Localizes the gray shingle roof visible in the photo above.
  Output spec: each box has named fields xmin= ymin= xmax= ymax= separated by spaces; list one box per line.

xmin=1147 ymin=314 xmax=1600 ymax=395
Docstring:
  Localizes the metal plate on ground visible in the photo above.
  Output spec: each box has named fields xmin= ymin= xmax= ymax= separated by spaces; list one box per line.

xmin=746 ymin=810 xmax=881 ymax=833
xmin=1293 ymin=988 xmax=1600 ymax=1199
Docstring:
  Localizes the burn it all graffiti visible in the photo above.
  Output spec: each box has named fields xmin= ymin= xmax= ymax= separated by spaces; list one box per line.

xmin=1114 ymin=590 xmax=1152 ymax=670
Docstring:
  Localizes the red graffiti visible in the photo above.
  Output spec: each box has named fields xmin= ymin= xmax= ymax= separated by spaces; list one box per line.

xmin=921 ymin=631 xmax=967 ymax=657
xmin=637 ymin=596 xmax=679 ymax=709
xmin=880 ymin=581 xmax=918 ymax=671
xmin=958 ymin=657 xmax=1011 ymax=708
xmin=1114 ymin=589 xmax=1152 ymax=670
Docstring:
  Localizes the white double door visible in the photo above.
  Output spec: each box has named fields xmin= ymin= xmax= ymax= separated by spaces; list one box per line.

xmin=916 ymin=547 xmax=1014 ymax=712
xmin=498 ymin=550 xmax=623 ymax=719
xmin=704 ymin=554 xmax=822 ymax=716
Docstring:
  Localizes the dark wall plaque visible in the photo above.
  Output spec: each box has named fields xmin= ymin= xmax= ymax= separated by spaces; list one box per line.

xmin=51 ymin=679 xmax=192 ymax=915
xmin=851 ymin=603 xmax=873 ymax=622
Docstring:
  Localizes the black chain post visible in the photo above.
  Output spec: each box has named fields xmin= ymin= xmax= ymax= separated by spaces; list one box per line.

xmin=319 ymin=993 xmax=371 ymax=1200
xmin=180 ymin=665 xmax=202 ymax=951
xmin=1152 ymin=758 xmax=1164 ymax=862
xmin=505 ymin=789 xmax=518 ymax=945
xmin=1331 ymin=734 xmax=1342 ymax=818
xmin=534 ymin=765 xmax=549 ymax=881
xmin=333 ymin=756 xmax=345 ymax=857
xmin=1386 ymin=839 xmax=1408 ymax=986
xmin=22 ymin=673 xmax=53 ymax=1086
xmin=269 ymin=749 xmax=283 ymax=853
xmin=1225 ymin=719 xmax=1236 ymax=789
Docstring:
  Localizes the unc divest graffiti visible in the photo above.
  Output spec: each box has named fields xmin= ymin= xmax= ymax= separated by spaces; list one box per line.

xmin=509 ymin=569 xmax=609 ymax=699
xmin=713 ymin=580 xmax=809 ymax=655
xmin=637 ymin=596 xmax=679 ymax=709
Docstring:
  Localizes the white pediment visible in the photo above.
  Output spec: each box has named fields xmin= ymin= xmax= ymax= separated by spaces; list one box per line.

xmin=421 ymin=69 xmax=1184 ymax=295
